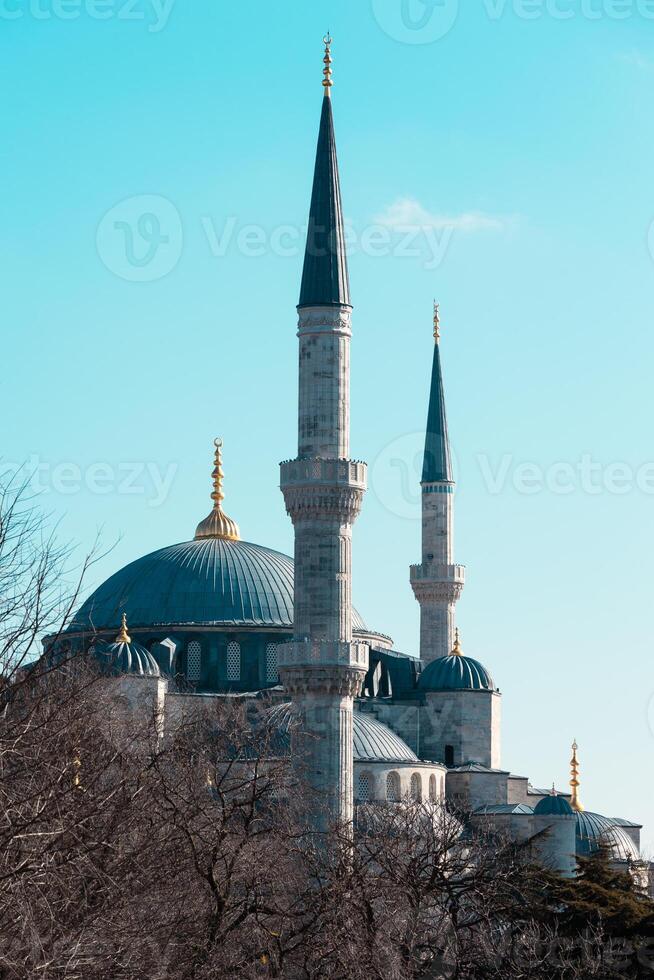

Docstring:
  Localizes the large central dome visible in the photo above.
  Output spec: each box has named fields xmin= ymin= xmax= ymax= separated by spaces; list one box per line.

xmin=72 ymin=537 xmax=369 ymax=633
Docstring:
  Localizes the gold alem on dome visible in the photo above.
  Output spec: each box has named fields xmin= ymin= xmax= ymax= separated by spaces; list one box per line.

xmin=452 ymin=627 xmax=463 ymax=657
xmin=115 ymin=612 xmax=131 ymax=644
xmin=433 ymin=300 xmax=441 ymax=344
xmin=194 ymin=439 xmax=241 ymax=541
xmin=570 ymin=739 xmax=584 ymax=813
xmin=322 ymin=33 xmax=333 ymax=95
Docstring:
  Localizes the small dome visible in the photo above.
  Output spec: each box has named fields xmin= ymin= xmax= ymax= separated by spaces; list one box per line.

xmin=419 ymin=655 xmax=494 ymax=692
xmin=353 ymin=712 xmax=419 ymax=763
xmin=269 ymin=704 xmax=418 ymax=764
xmin=95 ymin=614 xmax=160 ymax=678
xmin=534 ymin=794 xmax=574 ymax=816
xmin=419 ymin=629 xmax=495 ymax=692
xmin=97 ymin=640 xmax=160 ymax=678
xmin=575 ymin=811 xmax=640 ymax=863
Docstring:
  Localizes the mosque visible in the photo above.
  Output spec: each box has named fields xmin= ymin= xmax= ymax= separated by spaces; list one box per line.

xmin=59 ymin=38 xmax=647 ymax=882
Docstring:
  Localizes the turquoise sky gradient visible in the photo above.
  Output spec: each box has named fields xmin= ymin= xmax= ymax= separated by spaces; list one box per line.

xmin=2 ymin=2 xmax=654 ymax=847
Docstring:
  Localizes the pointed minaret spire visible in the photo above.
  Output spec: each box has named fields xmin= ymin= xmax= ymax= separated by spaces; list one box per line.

xmin=422 ymin=302 xmax=453 ymax=483
xmin=298 ymin=35 xmax=350 ymax=310
xmin=411 ymin=303 xmax=465 ymax=663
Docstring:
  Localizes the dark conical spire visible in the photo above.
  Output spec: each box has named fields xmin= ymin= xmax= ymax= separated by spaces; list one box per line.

xmin=298 ymin=42 xmax=350 ymax=309
xmin=422 ymin=305 xmax=453 ymax=483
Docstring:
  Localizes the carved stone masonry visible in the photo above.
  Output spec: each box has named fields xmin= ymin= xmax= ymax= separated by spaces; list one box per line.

xmin=281 ymin=664 xmax=367 ymax=699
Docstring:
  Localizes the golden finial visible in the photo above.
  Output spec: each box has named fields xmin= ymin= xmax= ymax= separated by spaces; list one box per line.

xmin=433 ymin=300 xmax=441 ymax=344
xmin=115 ymin=612 xmax=131 ymax=644
xmin=322 ymin=33 xmax=333 ymax=95
xmin=570 ymin=739 xmax=584 ymax=813
xmin=550 ymin=782 xmax=557 ymax=796
xmin=452 ymin=627 xmax=463 ymax=657
xmin=195 ymin=438 xmax=241 ymax=541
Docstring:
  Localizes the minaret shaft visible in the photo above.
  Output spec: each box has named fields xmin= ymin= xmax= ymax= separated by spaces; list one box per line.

xmin=279 ymin=43 xmax=367 ymax=828
xmin=411 ymin=316 xmax=465 ymax=664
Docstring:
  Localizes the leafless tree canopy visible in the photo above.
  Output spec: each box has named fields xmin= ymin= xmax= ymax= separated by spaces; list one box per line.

xmin=0 ymin=478 xmax=652 ymax=979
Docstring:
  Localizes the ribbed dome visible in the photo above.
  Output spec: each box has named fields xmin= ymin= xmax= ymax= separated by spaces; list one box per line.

xmin=419 ymin=654 xmax=495 ymax=692
xmin=575 ymin=811 xmax=640 ymax=863
xmin=534 ymin=794 xmax=574 ymax=816
xmin=353 ymin=713 xmax=419 ymax=763
xmin=96 ymin=639 xmax=160 ymax=678
xmin=72 ymin=538 xmax=368 ymax=633
xmin=270 ymin=704 xmax=418 ymax=764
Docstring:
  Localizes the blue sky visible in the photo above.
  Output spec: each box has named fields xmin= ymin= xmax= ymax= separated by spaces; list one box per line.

xmin=2 ymin=1 xmax=654 ymax=848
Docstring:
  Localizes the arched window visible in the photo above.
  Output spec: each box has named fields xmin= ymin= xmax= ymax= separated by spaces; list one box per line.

xmin=186 ymin=640 xmax=202 ymax=682
xmin=410 ymin=773 xmax=422 ymax=802
xmin=357 ymin=771 xmax=371 ymax=802
xmin=226 ymin=641 xmax=241 ymax=681
xmin=265 ymin=643 xmax=278 ymax=683
xmin=445 ymin=745 xmax=455 ymax=767
xmin=386 ymin=771 xmax=401 ymax=803
xmin=429 ymin=774 xmax=438 ymax=803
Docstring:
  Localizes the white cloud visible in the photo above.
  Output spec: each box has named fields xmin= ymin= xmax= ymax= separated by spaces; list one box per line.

xmin=374 ymin=197 xmax=509 ymax=233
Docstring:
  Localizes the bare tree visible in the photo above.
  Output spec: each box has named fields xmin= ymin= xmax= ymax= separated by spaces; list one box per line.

xmin=0 ymin=471 xmax=100 ymax=684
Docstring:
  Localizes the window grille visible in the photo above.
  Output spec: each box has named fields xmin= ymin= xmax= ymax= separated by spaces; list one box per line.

xmin=386 ymin=771 xmax=401 ymax=802
xmin=186 ymin=640 xmax=202 ymax=682
xmin=357 ymin=772 xmax=371 ymax=802
xmin=226 ymin=641 xmax=241 ymax=681
xmin=410 ymin=773 xmax=422 ymax=802
xmin=265 ymin=643 xmax=278 ymax=683
xmin=429 ymin=774 xmax=438 ymax=802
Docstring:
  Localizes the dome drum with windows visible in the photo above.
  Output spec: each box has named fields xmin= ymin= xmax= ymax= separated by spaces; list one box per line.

xmin=63 ymin=441 xmax=389 ymax=691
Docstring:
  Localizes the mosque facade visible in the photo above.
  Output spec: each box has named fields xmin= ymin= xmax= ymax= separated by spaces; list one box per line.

xmin=59 ymin=38 xmax=647 ymax=882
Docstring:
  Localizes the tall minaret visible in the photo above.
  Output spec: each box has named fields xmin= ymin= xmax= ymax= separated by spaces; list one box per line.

xmin=278 ymin=36 xmax=368 ymax=827
xmin=410 ymin=305 xmax=465 ymax=664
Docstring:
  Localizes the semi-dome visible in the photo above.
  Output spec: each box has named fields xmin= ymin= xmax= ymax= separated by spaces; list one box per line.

xmin=270 ymin=704 xmax=418 ymax=764
xmin=95 ymin=615 xmax=160 ymax=678
xmin=575 ymin=811 xmax=640 ymax=863
xmin=419 ymin=631 xmax=495 ymax=692
xmin=534 ymin=792 xmax=574 ymax=816
xmin=72 ymin=538 xmax=369 ymax=633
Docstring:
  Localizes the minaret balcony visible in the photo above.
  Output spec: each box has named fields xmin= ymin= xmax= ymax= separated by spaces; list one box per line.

xmin=410 ymin=563 xmax=465 ymax=585
xmin=410 ymin=563 xmax=465 ymax=604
